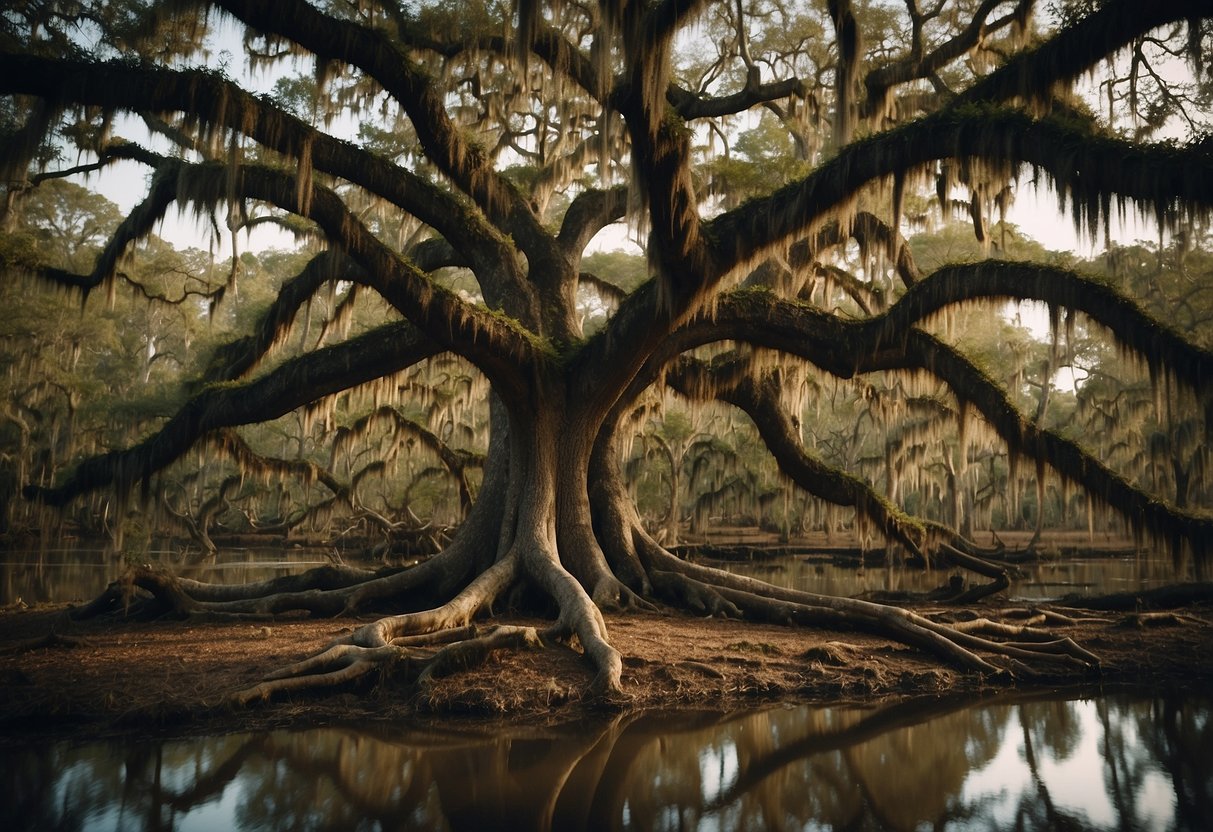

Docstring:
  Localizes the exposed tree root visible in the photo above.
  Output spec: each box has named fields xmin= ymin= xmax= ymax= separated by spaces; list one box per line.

xmin=169 ymin=532 xmax=626 ymax=703
xmin=69 ymin=564 xmax=397 ymax=621
xmin=639 ymin=534 xmax=1101 ymax=679
xmin=932 ymin=543 xmax=1012 ymax=604
xmin=995 ymin=607 xmax=1114 ymax=626
xmin=226 ymin=550 xmax=522 ymax=701
xmin=1057 ymin=582 xmax=1213 ymax=611
xmin=649 ymin=569 xmax=742 ymax=617
xmin=1115 ymin=611 xmax=1209 ymax=629
xmin=0 ymin=629 xmax=92 ymax=655
xmin=231 ymin=624 xmax=546 ymax=706
xmin=939 ymin=615 xmax=1049 ymax=637
xmin=8 ymin=0 xmax=1213 ymax=739
xmin=62 ymin=521 xmax=1112 ymax=709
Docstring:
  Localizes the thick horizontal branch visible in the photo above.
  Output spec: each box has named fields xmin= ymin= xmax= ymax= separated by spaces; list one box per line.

xmin=16 ymin=146 xmax=532 ymax=391
xmin=557 ymin=186 xmax=630 ymax=257
xmin=879 ymin=261 xmax=1213 ymax=391
xmin=408 ymin=238 xmax=465 ymax=273
xmin=665 ymin=357 xmax=926 ymax=554
xmin=884 ymin=330 xmax=1213 ymax=556
xmin=201 ymin=250 xmax=361 ymax=383
xmin=208 ymin=0 xmax=551 ymax=263
xmin=0 ymin=51 xmax=516 ymax=280
xmin=2 ymin=145 xmax=178 ymax=294
xmin=608 ymin=258 xmax=1213 ymax=556
xmin=689 ymin=291 xmax=1213 ymax=554
xmin=961 ymin=0 xmax=1211 ymax=107
xmin=667 ymin=77 xmax=809 ymax=120
xmin=25 ymin=321 xmax=440 ymax=506
xmin=707 ymin=105 xmax=1213 ymax=277
xmin=168 ymin=158 xmax=538 ymax=390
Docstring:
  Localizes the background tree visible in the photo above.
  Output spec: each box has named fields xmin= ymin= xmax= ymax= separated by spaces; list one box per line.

xmin=1 ymin=0 xmax=1211 ymax=699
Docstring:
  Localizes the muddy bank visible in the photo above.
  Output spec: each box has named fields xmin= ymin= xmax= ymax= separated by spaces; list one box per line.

xmin=1 ymin=595 xmax=1210 ymax=744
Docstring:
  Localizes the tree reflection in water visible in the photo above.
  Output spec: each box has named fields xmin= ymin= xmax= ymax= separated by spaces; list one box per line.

xmin=5 ymin=692 xmax=1208 ymax=831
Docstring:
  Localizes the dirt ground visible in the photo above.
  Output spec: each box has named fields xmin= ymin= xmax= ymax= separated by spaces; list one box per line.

xmin=2 ymin=592 xmax=1211 ymax=745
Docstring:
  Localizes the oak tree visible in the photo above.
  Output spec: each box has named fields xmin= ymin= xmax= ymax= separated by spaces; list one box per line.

xmin=3 ymin=0 xmax=1212 ymax=698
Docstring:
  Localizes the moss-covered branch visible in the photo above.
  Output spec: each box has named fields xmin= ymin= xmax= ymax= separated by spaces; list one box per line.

xmin=960 ymin=0 xmax=1211 ymax=108
xmin=877 ymin=261 xmax=1213 ymax=392
xmin=707 ymin=105 xmax=1213 ymax=277
xmin=24 ymin=321 xmax=441 ymax=506
xmin=664 ymin=356 xmax=926 ymax=554
xmin=611 ymin=260 xmax=1213 ymax=560
xmin=2 ymin=146 xmax=178 ymax=295
xmin=685 ymin=290 xmax=1213 ymax=560
xmin=0 ymin=51 xmax=518 ymax=284
xmin=862 ymin=0 xmax=1022 ymax=116
xmin=557 ymin=186 xmax=630 ymax=259
xmin=201 ymin=251 xmax=363 ymax=383
xmin=880 ymin=331 xmax=1213 ymax=562
xmin=207 ymin=0 xmax=551 ymax=264
xmin=209 ymin=428 xmax=348 ymax=498
xmin=666 ymin=77 xmax=810 ymax=121
xmin=162 ymin=158 xmax=539 ymax=391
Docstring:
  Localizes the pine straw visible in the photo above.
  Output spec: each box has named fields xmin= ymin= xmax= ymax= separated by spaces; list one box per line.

xmin=0 ymin=599 xmax=1210 ymax=744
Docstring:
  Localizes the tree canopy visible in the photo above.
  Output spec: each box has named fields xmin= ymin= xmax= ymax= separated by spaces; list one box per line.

xmin=2 ymin=0 xmax=1212 ymax=699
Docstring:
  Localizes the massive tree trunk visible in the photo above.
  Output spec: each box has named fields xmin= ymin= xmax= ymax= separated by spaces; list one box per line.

xmin=4 ymin=0 xmax=1213 ymax=703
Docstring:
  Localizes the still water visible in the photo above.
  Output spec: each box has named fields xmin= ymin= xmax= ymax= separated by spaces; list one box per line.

xmin=0 ymin=544 xmax=1192 ymax=606
xmin=0 ymin=546 xmax=332 ymax=606
xmin=720 ymin=553 xmax=1189 ymax=602
xmin=4 ymin=691 xmax=1209 ymax=831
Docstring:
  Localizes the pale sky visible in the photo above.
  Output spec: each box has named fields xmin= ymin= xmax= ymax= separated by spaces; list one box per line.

xmin=74 ymin=9 xmax=1174 ymax=262
xmin=62 ymin=10 xmax=1185 ymax=402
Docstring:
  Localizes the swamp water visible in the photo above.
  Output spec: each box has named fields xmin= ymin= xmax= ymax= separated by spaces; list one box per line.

xmin=1 ymin=546 xmax=333 ymax=607
xmin=4 ymin=691 xmax=1210 ymax=831
xmin=719 ymin=552 xmax=1189 ymax=601
xmin=5 ymin=547 xmax=1207 ymax=829
xmin=0 ymin=544 xmax=1193 ymax=607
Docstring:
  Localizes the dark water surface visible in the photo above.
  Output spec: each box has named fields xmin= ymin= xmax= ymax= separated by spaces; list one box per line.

xmin=0 ymin=543 xmax=1192 ymax=607
xmin=1 ymin=545 xmax=332 ymax=606
xmin=4 ymin=691 xmax=1209 ymax=831
xmin=721 ymin=551 xmax=1189 ymax=601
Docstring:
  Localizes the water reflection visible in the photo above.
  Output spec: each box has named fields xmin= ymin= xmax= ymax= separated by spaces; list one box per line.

xmin=4 ymin=692 xmax=1208 ymax=831
xmin=1 ymin=546 xmax=331 ymax=606
xmin=722 ymin=553 xmax=1190 ymax=602
xmin=3 ymin=544 xmax=1191 ymax=607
